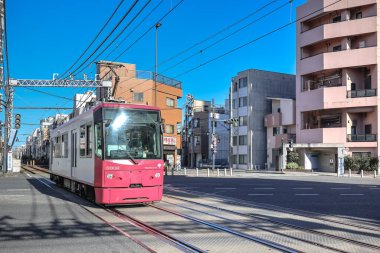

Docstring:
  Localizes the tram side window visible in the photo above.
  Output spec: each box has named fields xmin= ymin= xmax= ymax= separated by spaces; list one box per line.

xmin=80 ymin=125 xmax=86 ymax=157
xmin=53 ymin=133 xmax=68 ymax=158
xmin=86 ymin=125 xmax=93 ymax=157
xmin=95 ymin=123 xmax=103 ymax=158
xmin=79 ymin=124 xmax=93 ymax=158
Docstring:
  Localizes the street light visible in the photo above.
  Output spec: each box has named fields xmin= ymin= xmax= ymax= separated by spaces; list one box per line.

xmin=154 ymin=22 xmax=162 ymax=107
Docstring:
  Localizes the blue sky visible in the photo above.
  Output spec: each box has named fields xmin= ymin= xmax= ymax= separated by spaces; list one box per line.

xmin=6 ymin=0 xmax=306 ymax=147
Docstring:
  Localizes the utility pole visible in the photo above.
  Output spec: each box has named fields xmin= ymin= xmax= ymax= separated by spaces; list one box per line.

xmin=211 ymin=98 xmax=216 ymax=171
xmin=182 ymin=94 xmax=194 ymax=167
xmin=154 ymin=23 xmax=161 ymax=107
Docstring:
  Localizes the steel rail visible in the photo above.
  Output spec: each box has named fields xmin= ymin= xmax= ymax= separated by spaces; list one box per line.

xmin=166 ymin=186 xmax=380 ymax=232
xmin=110 ymin=208 xmax=206 ymax=253
xmin=164 ymin=189 xmax=380 ymax=251
xmin=146 ymin=204 xmax=301 ymax=253
xmin=160 ymin=199 xmax=347 ymax=253
xmin=21 ymin=166 xmax=157 ymax=253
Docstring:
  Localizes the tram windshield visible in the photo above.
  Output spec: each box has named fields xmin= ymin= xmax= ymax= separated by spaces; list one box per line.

xmin=103 ymin=109 xmax=162 ymax=160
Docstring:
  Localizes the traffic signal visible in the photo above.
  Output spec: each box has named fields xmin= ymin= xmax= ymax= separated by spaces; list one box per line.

xmin=15 ymin=114 xmax=21 ymax=129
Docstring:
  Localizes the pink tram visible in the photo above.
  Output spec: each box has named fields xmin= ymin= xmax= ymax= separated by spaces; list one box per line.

xmin=49 ymin=102 xmax=164 ymax=204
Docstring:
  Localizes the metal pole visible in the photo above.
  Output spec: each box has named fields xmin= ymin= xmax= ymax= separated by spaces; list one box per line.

xmin=154 ymin=23 xmax=161 ymax=107
xmin=212 ymin=98 xmax=216 ymax=171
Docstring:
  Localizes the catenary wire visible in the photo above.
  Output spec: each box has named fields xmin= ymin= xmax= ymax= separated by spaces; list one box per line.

xmin=59 ymin=0 xmax=126 ymax=79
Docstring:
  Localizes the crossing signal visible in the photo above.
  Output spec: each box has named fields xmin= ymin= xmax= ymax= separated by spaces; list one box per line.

xmin=15 ymin=114 xmax=21 ymax=129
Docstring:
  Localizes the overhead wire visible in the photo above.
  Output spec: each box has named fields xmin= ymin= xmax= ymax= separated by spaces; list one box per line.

xmin=63 ymin=0 xmax=140 ymax=79
xmin=112 ymin=0 xmax=288 ymax=100
xmin=117 ymin=0 xmax=343 ymax=102
xmin=59 ymin=0 xmax=126 ymax=79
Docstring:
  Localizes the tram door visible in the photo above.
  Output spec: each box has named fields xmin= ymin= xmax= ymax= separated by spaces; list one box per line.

xmin=71 ymin=130 xmax=77 ymax=176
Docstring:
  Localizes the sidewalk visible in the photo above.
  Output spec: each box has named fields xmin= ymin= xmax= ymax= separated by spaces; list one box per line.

xmin=169 ymin=167 xmax=379 ymax=179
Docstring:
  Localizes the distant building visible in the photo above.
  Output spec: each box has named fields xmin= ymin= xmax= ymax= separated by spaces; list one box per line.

xmin=96 ymin=61 xmax=183 ymax=168
xmin=188 ymin=100 xmax=229 ymax=167
xmin=230 ymin=69 xmax=295 ymax=170
xmin=264 ymin=97 xmax=296 ymax=170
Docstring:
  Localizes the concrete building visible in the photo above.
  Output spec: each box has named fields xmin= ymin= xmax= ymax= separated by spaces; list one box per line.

xmin=96 ymin=61 xmax=183 ymax=168
xmin=230 ymin=69 xmax=295 ymax=170
xmin=295 ymin=0 xmax=379 ymax=172
xmin=189 ymin=100 xmax=229 ymax=167
xmin=264 ymin=98 xmax=296 ymax=170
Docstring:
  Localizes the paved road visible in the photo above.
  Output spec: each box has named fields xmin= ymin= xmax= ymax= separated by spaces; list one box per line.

xmin=164 ymin=174 xmax=380 ymax=223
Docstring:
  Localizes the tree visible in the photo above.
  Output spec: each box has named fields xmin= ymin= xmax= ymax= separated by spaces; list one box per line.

xmin=287 ymin=151 xmax=299 ymax=164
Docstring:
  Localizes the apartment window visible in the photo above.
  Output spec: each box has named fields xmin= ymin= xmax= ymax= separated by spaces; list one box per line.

xmin=177 ymin=122 xmax=182 ymax=134
xmin=239 ymin=155 xmax=248 ymax=164
xmin=233 ymin=82 xmax=238 ymax=92
xmin=166 ymin=98 xmax=175 ymax=107
xmin=283 ymin=128 xmax=288 ymax=134
xmin=273 ymin=127 xmax=280 ymax=136
xmin=239 ymin=77 xmax=248 ymax=88
xmin=232 ymin=155 xmax=237 ymax=164
xmin=194 ymin=135 xmax=200 ymax=146
xmin=133 ymin=92 xmax=144 ymax=102
xmin=352 ymin=152 xmax=371 ymax=158
xmin=365 ymin=124 xmax=372 ymax=134
xmin=332 ymin=45 xmax=342 ymax=52
xmin=332 ymin=16 xmax=341 ymax=23
xmin=239 ymin=97 xmax=247 ymax=107
xmin=239 ymin=135 xmax=248 ymax=145
xmin=165 ymin=124 xmax=174 ymax=134
xmin=359 ymin=41 xmax=366 ymax=48
xmin=355 ymin=12 xmax=362 ymax=19
xmin=239 ymin=116 xmax=247 ymax=126
xmin=232 ymin=99 xmax=236 ymax=109
xmin=233 ymin=136 xmax=238 ymax=146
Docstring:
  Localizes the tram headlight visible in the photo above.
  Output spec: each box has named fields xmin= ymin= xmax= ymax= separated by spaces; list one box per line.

xmin=107 ymin=174 xmax=113 ymax=179
xmin=154 ymin=172 xmax=161 ymax=178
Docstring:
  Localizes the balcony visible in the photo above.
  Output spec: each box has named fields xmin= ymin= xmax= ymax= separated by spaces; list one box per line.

xmin=299 ymin=46 xmax=377 ymax=75
xmin=299 ymin=127 xmax=346 ymax=144
xmin=300 ymin=16 xmax=376 ymax=47
xmin=299 ymin=86 xmax=377 ymax=111
xmin=264 ymin=113 xmax=281 ymax=127
xmin=348 ymin=134 xmax=377 ymax=142
xmin=347 ymin=89 xmax=377 ymax=98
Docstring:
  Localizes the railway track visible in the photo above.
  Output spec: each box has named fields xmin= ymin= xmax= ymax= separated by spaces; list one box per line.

xmin=21 ymin=165 xmax=204 ymax=253
xmin=165 ymin=186 xmax=380 ymax=233
xmin=157 ymin=194 xmax=380 ymax=253
xmin=21 ymin=165 xmax=380 ymax=252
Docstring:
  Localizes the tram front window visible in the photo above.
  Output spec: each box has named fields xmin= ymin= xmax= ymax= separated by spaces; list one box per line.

xmin=103 ymin=109 xmax=162 ymax=160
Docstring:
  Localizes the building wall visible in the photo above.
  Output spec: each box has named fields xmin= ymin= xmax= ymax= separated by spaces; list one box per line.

xmin=231 ymin=69 xmax=295 ymax=169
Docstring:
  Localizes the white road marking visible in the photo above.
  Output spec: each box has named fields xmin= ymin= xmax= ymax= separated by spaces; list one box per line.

xmin=25 ymin=173 xmax=32 ymax=178
xmin=248 ymin=193 xmax=274 ymax=196
xmin=331 ymin=188 xmax=351 ymax=190
xmin=215 ymin=188 xmax=236 ymax=190
xmin=254 ymin=188 xmax=276 ymax=190
xmin=7 ymin=189 xmax=29 ymax=192
xmin=293 ymin=187 xmax=313 ymax=190
xmin=340 ymin=194 xmax=364 ymax=196
xmin=0 ymin=195 xmax=25 ymax=197
xmin=369 ymin=188 xmax=380 ymax=190
xmin=295 ymin=194 xmax=319 ymax=196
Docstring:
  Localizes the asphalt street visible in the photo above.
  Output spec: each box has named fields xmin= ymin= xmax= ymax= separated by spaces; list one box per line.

xmin=0 ymin=173 xmax=147 ymax=253
xmin=164 ymin=174 xmax=380 ymax=223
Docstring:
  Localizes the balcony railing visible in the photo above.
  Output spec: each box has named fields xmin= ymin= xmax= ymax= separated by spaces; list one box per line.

xmin=347 ymin=134 xmax=377 ymax=142
xmin=301 ymin=14 xmax=376 ymax=33
xmin=347 ymin=89 xmax=376 ymax=98
xmin=135 ymin=70 xmax=182 ymax=88
xmin=302 ymin=76 xmax=342 ymax=91
xmin=301 ymin=44 xmax=377 ymax=60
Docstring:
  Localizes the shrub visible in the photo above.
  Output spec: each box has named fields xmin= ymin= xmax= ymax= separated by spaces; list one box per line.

xmin=369 ymin=157 xmax=379 ymax=171
xmin=344 ymin=156 xmax=356 ymax=171
xmin=287 ymin=152 xmax=300 ymax=164
xmin=344 ymin=156 xmax=379 ymax=171
xmin=286 ymin=162 xmax=299 ymax=170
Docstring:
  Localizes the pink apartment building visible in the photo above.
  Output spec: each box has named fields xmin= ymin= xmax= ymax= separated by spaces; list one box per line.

xmin=295 ymin=0 xmax=379 ymax=172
